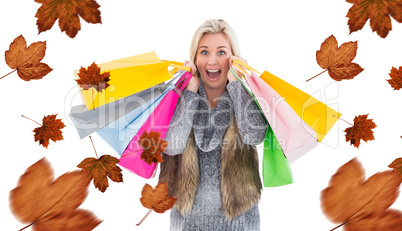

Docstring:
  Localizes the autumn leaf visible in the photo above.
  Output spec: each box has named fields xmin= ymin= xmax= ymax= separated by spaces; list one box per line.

xmin=140 ymin=182 xmax=176 ymax=213
xmin=139 ymin=130 xmax=168 ymax=165
xmin=22 ymin=114 xmax=66 ymax=148
xmin=34 ymin=114 xmax=65 ymax=148
xmin=345 ymin=114 xmax=376 ymax=148
xmin=1 ymin=35 xmax=52 ymax=81
xmin=346 ymin=0 xmax=402 ymax=38
xmin=308 ymin=35 xmax=364 ymax=82
xmin=35 ymin=0 xmax=102 ymax=38
xmin=137 ymin=182 xmax=176 ymax=226
xmin=77 ymin=155 xmax=123 ymax=192
xmin=76 ymin=62 xmax=111 ymax=92
xmin=9 ymin=158 xmax=102 ymax=230
xmin=321 ymin=158 xmax=402 ymax=230
xmin=387 ymin=66 xmax=402 ymax=90
xmin=389 ymin=158 xmax=402 ymax=182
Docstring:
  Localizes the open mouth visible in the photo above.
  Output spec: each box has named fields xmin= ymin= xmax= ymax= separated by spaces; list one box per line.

xmin=206 ymin=69 xmax=221 ymax=79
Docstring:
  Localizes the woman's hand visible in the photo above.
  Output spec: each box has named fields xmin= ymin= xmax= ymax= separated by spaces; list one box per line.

xmin=184 ymin=60 xmax=199 ymax=92
xmin=227 ymin=56 xmax=247 ymax=82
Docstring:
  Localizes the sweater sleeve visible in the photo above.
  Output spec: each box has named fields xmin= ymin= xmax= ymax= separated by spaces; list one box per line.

xmin=226 ymin=81 xmax=267 ymax=145
xmin=163 ymin=89 xmax=201 ymax=156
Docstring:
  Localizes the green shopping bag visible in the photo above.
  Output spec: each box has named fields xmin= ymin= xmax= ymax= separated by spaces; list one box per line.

xmin=262 ymin=125 xmax=293 ymax=187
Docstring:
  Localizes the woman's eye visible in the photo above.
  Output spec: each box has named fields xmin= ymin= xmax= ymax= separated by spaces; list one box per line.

xmin=218 ymin=51 xmax=226 ymax=55
xmin=200 ymin=50 xmax=208 ymax=55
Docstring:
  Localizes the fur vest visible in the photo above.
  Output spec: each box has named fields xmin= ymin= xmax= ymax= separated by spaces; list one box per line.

xmin=159 ymin=115 xmax=262 ymax=220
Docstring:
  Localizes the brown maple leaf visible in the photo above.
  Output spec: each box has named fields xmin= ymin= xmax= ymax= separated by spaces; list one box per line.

xmin=308 ymin=35 xmax=364 ymax=82
xmin=389 ymin=158 xmax=402 ymax=182
xmin=139 ymin=130 xmax=168 ymax=165
xmin=2 ymin=35 xmax=52 ymax=81
xmin=31 ymin=114 xmax=65 ymax=148
xmin=22 ymin=114 xmax=65 ymax=148
xmin=9 ymin=158 xmax=102 ymax=230
xmin=77 ymin=154 xmax=123 ymax=192
xmin=35 ymin=0 xmax=102 ymax=38
xmin=76 ymin=62 xmax=111 ymax=92
xmin=345 ymin=114 xmax=376 ymax=148
xmin=321 ymin=158 xmax=402 ymax=230
xmin=346 ymin=0 xmax=402 ymax=38
xmin=387 ymin=66 xmax=402 ymax=90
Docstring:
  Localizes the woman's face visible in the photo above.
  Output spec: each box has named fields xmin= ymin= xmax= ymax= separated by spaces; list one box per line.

xmin=195 ymin=33 xmax=232 ymax=91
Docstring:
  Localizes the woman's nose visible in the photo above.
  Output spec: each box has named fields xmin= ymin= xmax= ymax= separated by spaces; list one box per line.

xmin=207 ymin=55 xmax=218 ymax=65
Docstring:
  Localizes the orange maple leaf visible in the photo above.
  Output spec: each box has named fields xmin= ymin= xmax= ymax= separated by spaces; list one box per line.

xmin=76 ymin=62 xmax=111 ymax=92
xmin=346 ymin=0 xmax=402 ymax=38
xmin=140 ymin=182 xmax=176 ymax=213
xmin=389 ymin=158 xmax=402 ymax=182
xmin=321 ymin=158 xmax=402 ymax=230
xmin=2 ymin=35 xmax=52 ymax=81
xmin=77 ymin=154 xmax=123 ymax=193
xmin=35 ymin=0 xmax=102 ymax=38
xmin=387 ymin=66 xmax=402 ymax=90
xmin=308 ymin=35 xmax=364 ymax=82
xmin=9 ymin=158 xmax=102 ymax=230
xmin=344 ymin=114 xmax=376 ymax=148
xmin=139 ymin=130 xmax=168 ymax=165
xmin=137 ymin=182 xmax=176 ymax=226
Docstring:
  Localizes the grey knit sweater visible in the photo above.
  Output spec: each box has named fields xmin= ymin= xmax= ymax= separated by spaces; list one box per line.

xmin=164 ymin=80 xmax=267 ymax=231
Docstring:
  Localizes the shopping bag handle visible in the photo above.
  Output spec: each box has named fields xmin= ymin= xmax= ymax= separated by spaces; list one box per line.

xmin=161 ymin=60 xmax=192 ymax=74
xmin=232 ymin=59 xmax=262 ymax=76
xmin=173 ymin=71 xmax=192 ymax=94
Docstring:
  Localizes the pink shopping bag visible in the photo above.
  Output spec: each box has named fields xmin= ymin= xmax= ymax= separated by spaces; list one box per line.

xmin=118 ymin=71 xmax=192 ymax=178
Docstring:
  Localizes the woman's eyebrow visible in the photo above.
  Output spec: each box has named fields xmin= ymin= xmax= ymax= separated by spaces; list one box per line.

xmin=217 ymin=46 xmax=228 ymax=49
xmin=199 ymin=46 xmax=208 ymax=49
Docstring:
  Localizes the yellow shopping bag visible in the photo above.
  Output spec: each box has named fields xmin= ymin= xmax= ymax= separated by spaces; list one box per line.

xmin=232 ymin=60 xmax=341 ymax=142
xmin=74 ymin=51 xmax=190 ymax=110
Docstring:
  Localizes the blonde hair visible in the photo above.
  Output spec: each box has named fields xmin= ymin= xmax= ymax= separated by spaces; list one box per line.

xmin=190 ymin=19 xmax=240 ymax=64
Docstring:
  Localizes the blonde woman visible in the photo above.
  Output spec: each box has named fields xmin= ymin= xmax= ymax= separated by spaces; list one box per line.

xmin=159 ymin=19 xmax=267 ymax=231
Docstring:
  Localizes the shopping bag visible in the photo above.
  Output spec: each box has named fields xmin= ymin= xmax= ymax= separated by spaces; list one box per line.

xmin=74 ymin=51 xmax=190 ymax=110
xmin=229 ymin=67 xmax=293 ymax=187
xmin=262 ymin=125 xmax=293 ymax=187
xmin=96 ymin=71 xmax=186 ymax=154
xmin=69 ymin=82 xmax=165 ymax=139
xmin=233 ymin=59 xmax=341 ymax=142
xmin=118 ymin=71 xmax=193 ymax=179
xmin=231 ymin=64 xmax=318 ymax=163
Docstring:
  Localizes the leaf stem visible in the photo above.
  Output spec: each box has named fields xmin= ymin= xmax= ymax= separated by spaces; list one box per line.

xmin=21 ymin=115 xmax=42 ymax=126
xmin=121 ymin=149 xmax=142 ymax=158
xmin=333 ymin=115 xmax=353 ymax=126
xmin=0 ymin=69 xmax=17 ymax=80
xmin=89 ymin=136 xmax=98 ymax=159
xmin=306 ymin=69 xmax=328 ymax=82
xmin=330 ymin=221 xmax=346 ymax=231
xmin=136 ymin=209 xmax=152 ymax=226
xmin=19 ymin=222 xmax=34 ymax=231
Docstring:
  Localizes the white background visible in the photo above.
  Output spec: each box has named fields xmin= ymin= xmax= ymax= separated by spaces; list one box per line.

xmin=1 ymin=0 xmax=401 ymax=230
